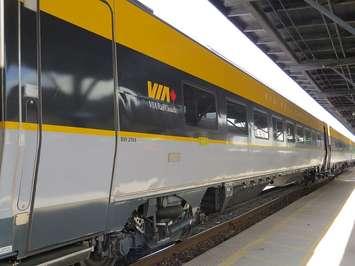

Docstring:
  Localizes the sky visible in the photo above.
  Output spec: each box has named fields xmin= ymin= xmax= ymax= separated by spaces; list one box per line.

xmin=138 ymin=0 xmax=355 ymax=141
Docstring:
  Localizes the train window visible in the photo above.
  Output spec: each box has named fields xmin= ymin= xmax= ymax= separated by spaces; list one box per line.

xmin=317 ymin=133 xmax=323 ymax=146
xmin=311 ymin=131 xmax=317 ymax=145
xmin=254 ymin=110 xmax=269 ymax=139
xmin=183 ymin=84 xmax=217 ymax=129
xmin=296 ymin=126 xmax=304 ymax=143
xmin=304 ymin=129 xmax=311 ymax=144
xmin=286 ymin=122 xmax=295 ymax=143
xmin=272 ymin=117 xmax=284 ymax=142
xmin=336 ymin=140 xmax=345 ymax=151
xmin=226 ymin=101 xmax=248 ymax=136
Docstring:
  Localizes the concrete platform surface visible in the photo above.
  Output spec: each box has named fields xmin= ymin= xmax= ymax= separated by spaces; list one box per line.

xmin=185 ymin=169 xmax=355 ymax=266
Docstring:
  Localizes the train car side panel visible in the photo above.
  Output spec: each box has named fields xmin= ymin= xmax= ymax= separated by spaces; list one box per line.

xmin=110 ymin=45 xmax=325 ymax=203
xmin=26 ymin=3 xmax=117 ymax=251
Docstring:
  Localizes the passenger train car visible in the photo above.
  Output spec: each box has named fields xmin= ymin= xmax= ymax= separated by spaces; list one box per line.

xmin=0 ymin=0 xmax=354 ymax=264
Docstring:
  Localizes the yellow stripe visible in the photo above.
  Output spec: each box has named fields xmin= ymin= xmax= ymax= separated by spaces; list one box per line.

xmin=43 ymin=124 xmax=115 ymax=136
xmin=4 ymin=121 xmax=38 ymax=131
xmin=3 ymin=121 xmax=327 ymax=151
xmin=40 ymin=0 xmax=324 ymax=133
xmin=119 ymin=130 xmax=194 ymax=143
xmin=120 ymin=131 xmax=228 ymax=145
xmin=40 ymin=0 xmax=113 ymax=40
xmin=4 ymin=121 xmax=115 ymax=136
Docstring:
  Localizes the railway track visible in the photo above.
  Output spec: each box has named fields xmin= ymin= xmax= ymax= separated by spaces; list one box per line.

xmin=131 ymin=178 xmax=331 ymax=266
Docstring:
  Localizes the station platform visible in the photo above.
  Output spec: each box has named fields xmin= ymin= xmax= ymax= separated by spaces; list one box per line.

xmin=185 ymin=169 xmax=355 ymax=266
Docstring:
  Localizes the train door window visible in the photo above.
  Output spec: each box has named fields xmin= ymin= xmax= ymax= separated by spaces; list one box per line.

xmin=296 ymin=126 xmax=304 ymax=143
xmin=226 ymin=101 xmax=248 ymax=136
xmin=286 ymin=122 xmax=295 ymax=143
xmin=183 ymin=83 xmax=217 ymax=130
xmin=254 ymin=110 xmax=269 ymax=139
xmin=304 ymin=129 xmax=311 ymax=144
xmin=272 ymin=116 xmax=284 ymax=142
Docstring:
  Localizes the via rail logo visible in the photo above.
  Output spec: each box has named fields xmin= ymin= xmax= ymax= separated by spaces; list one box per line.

xmin=147 ymin=80 xmax=177 ymax=103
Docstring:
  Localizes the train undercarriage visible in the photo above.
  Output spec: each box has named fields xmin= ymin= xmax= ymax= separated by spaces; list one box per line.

xmin=1 ymin=163 xmax=353 ymax=266
xmin=79 ymin=165 xmax=335 ymax=265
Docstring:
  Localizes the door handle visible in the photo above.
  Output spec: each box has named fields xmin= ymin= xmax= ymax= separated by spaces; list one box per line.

xmin=23 ymin=84 xmax=39 ymax=123
xmin=17 ymin=84 xmax=40 ymax=211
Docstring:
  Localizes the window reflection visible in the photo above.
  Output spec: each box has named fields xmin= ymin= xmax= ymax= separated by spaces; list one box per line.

xmin=227 ymin=101 xmax=248 ymax=136
xmin=183 ymin=84 xmax=217 ymax=130
xmin=254 ymin=110 xmax=269 ymax=139
xmin=286 ymin=122 xmax=295 ymax=143
xmin=272 ymin=117 xmax=284 ymax=142
xmin=296 ymin=126 xmax=304 ymax=143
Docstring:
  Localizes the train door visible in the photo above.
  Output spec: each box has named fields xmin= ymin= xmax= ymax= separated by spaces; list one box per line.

xmin=12 ymin=0 xmax=42 ymax=256
xmin=26 ymin=0 xmax=117 ymax=252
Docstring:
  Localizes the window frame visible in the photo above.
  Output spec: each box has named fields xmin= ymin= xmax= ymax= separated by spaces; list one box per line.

xmin=182 ymin=82 xmax=218 ymax=130
xmin=225 ymin=98 xmax=249 ymax=136
xmin=253 ymin=108 xmax=270 ymax=140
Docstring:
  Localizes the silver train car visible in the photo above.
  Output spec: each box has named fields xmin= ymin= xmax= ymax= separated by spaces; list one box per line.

xmin=0 ymin=0 xmax=354 ymax=264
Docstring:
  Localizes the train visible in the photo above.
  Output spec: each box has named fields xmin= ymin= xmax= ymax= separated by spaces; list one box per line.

xmin=0 ymin=0 xmax=354 ymax=265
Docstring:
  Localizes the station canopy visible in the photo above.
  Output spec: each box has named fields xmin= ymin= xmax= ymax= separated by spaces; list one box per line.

xmin=210 ymin=0 xmax=355 ymax=133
